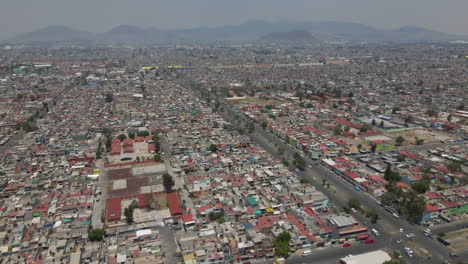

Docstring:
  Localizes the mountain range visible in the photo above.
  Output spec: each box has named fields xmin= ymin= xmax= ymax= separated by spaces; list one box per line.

xmin=3 ymin=20 xmax=466 ymax=46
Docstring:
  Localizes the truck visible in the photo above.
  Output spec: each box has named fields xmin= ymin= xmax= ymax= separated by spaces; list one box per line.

xmin=356 ymin=233 xmax=370 ymax=241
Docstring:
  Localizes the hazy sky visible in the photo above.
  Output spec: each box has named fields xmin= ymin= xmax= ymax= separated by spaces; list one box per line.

xmin=1 ymin=0 xmax=467 ymax=39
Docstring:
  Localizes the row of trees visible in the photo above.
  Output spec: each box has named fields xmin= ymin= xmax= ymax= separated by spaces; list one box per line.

xmin=292 ymin=153 xmax=306 ymax=170
xmin=346 ymin=198 xmax=379 ymax=223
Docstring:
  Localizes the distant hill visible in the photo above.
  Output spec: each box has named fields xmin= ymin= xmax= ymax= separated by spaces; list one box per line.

xmin=259 ymin=30 xmax=318 ymax=43
xmin=8 ymin=26 xmax=95 ymax=45
xmin=4 ymin=21 xmax=467 ymax=46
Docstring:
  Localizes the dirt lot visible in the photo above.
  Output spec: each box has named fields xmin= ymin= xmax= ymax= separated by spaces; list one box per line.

xmin=386 ymin=128 xmax=454 ymax=145
xmin=446 ymin=228 xmax=468 ymax=252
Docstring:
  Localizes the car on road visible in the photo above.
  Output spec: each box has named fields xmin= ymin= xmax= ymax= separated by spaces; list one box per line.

xmin=406 ymin=233 xmax=415 ymax=239
xmin=351 ymin=208 xmax=357 ymax=213
xmin=371 ymin=228 xmax=380 ymax=236
xmin=364 ymin=239 xmax=374 ymax=244
xmin=302 ymin=250 xmax=312 ymax=256
xmin=396 ymin=239 xmax=403 ymax=244
xmin=404 ymin=247 xmax=413 ymax=257
xmin=342 ymin=243 xmax=351 ymax=247
xmin=399 ymin=228 xmax=403 ymax=233
xmin=424 ymin=229 xmax=431 ymax=236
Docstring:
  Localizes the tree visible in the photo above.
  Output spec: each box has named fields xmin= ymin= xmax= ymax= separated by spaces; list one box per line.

xmin=333 ymin=124 xmax=342 ymax=135
xmin=415 ymin=138 xmax=424 ymax=145
xmin=395 ymin=136 xmax=405 ymax=144
xmin=366 ymin=210 xmax=379 ymax=223
xmin=117 ymin=134 xmax=126 ymax=141
xmin=381 ymin=192 xmax=398 ymax=205
xmin=88 ymin=229 xmax=105 ymax=241
xmin=282 ymin=160 xmax=289 ymax=166
xmin=357 ymin=144 xmax=362 ymax=150
xmin=105 ymin=93 xmax=113 ymax=103
xmin=209 ymin=144 xmax=218 ymax=152
xmin=274 ymin=232 xmax=291 ymax=257
xmin=380 ymin=120 xmax=384 ymax=128
xmin=359 ymin=126 xmax=369 ymax=133
xmin=447 ymin=114 xmax=452 ymax=122
xmin=154 ymin=154 xmax=161 ymax=161
xmin=163 ymin=173 xmax=175 ymax=192
xmin=405 ymin=196 xmax=426 ymax=223
xmin=261 ymin=121 xmax=268 ymax=129
xmin=342 ymin=207 xmax=351 ymax=214
xmin=370 ymin=143 xmax=377 ymax=153
xmin=20 ymin=122 xmax=38 ymax=132
xmin=447 ymin=162 xmax=462 ymax=173
xmin=135 ymin=156 xmax=141 ymax=162
xmin=412 ymin=181 xmax=429 ymax=194
xmin=348 ymin=197 xmax=361 ymax=210
xmin=371 ymin=119 xmax=376 ymax=126
xmin=299 ymin=179 xmax=309 ymax=184
xmin=124 ymin=207 xmax=133 ymax=223
xmin=426 ymin=109 xmax=438 ymax=117
xmin=384 ymin=164 xmax=392 ymax=181
xmin=277 ymin=147 xmax=285 ymax=155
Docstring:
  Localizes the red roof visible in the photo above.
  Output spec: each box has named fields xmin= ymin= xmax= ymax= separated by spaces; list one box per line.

xmin=398 ymin=151 xmax=420 ymax=160
xmin=166 ymin=192 xmax=183 ymax=216
xmin=197 ymin=205 xmax=212 ymax=212
xmin=344 ymin=170 xmax=359 ymax=179
xmin=134 ymin=136 xmax=145 ymax=142
xmin=106 ymin=198 xmax=121 ymax=222
xmin=432 ymin=165 xmax=450 ymax=174
xmin=441 ymin=200 xmax=460 ymax=208
xmin=396 ymin=182 xmax=406 ymax=189
xmin=425 ymin=203 xmax=440 ymax=212
xmin=182 ymin=213 xmax=195 ymax=223
xmin=425 ymin=192 xmax=442 ymax=199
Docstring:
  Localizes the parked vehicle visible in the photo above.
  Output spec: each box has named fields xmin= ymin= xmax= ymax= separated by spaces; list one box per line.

xmin=437 ymin=237 xmax=451 ymax=246
xmin=371 ymin=228 xmax=380 ymax=236
xmin=364 ymin=239 xmax=374 ymax=244
xmin=342 ymin=243 xmax=351 ymax=247
xmin=302 ymin=250 xmax=312 ymax=257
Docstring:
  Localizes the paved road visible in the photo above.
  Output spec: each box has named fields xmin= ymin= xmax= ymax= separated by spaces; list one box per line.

xmin=220 ymin=105 xmax=461 ymax=264
xmin=91 ymin=159 xmax=106 ymax=229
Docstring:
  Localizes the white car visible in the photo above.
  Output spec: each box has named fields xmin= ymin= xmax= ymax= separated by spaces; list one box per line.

xmin=302 ymin=250 xmax=312 ymax=257
xmin=399 ymin=228 xmax=403 ymax=233
xmin=351 ymin=208 xmax=357 ymax=213
xmin=396 ymin=239 xmax=403 ymax=244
